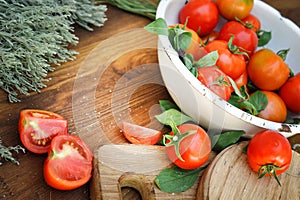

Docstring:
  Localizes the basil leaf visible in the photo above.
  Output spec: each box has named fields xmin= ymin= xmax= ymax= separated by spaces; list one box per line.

xmin=155 ymin=109 xmax=195 ymax=126
xmin=212 ymin=130 xmax=245 ymax=152
xmin=277 ymin=49 xmax=290 ymax=61
xmin=159 ymin=100 xmax=179 ymax=112
xmin=183 ymin=53 xmax=194 ymax=71
xmin=154 ymin=166 xmax=206 ymax=193
xmin=193 ymin=51 xmax=219 ymax=68
xmin=169 ymin=28 xmax=192 ymax=51
xmin=248 ymin=90 xmax=268 ymax=114
xmin=144 ymin=18 xmax=169 ymax=36
xmin=257 ymin=30 xmax=271 ymax=47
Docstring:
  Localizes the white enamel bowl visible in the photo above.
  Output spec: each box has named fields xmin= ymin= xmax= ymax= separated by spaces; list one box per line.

xmin=156 ymin=0 xmax=300 ymax=138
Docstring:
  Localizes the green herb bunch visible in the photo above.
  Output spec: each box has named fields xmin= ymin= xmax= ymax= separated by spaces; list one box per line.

xmin=0 ymin=139 xmax=25 ymax=165
xmin=0 ymin=0 xmax=107 ymax=102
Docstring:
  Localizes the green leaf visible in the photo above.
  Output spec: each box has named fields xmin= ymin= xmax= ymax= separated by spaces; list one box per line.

xmin=277 ymin=49 xmax=290 ymax=61
xmin=144 ymin=18 xmax=169 ymax=36
xmin=154 ymin=166 xmax=206 ymax=193
xmin=183 ymin=53 xmax=194 ymax=71
xmin=169 ymin=28 xmax=192 ymax=51
xmin=159 ymin=100 xmax=179 ymax=112
xmin=193 ymin=51 xmax=219 ymax=68
xmin=228 ymin=94 xmax=259 ymax=115
xmin=155 ymin=109 xmax=196 ymax=127
xmin=212 ymin=130 xmax=245 ymax=152
xmin=257 ymin=30 xmax=272 ymax=47
xmin=248 ymin=90 xmax=268 ymax=114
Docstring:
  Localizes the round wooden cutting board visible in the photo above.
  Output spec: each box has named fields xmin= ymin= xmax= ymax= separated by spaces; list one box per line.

xmin=198 ymin=142 xmax=300 ymax=200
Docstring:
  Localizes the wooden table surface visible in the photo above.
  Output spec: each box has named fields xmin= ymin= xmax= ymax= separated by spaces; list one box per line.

xmin=0 ymin=1 xmax=299 ymax=199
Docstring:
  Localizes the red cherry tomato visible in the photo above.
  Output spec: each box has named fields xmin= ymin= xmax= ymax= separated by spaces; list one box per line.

xmin=216 ymin=0 xmax=254 ymax=20
xmin=218 ymin=21 xmax=258 ymax=57
xmin=18 ymin=109 xmax=68 ymax=154
xmin=258 ymin=91 xmax=287 ymax=123
xmin=205 ymin=40 xmax=246 ymax=80
xmin=247 ymin=49 xmax=290 ymax=91
xmin=279 ymin=73 xmax=300 ymax=113
xmin=197 ymin=66 xmax=232 ymax=101
xmin=43 ymin=134 xmax=93 ymax=190
xmin=179 ymin=0 xmax=219 ymax=36
xmin=165 ymin=123 xmax=211 ymax=170
xmin=242 ymin=14 xmax=261 ymax=32
xmin=247 ymin=130 xmax=292 ymax=180
xmin=121 ymin=121 xmax=162 ymax=145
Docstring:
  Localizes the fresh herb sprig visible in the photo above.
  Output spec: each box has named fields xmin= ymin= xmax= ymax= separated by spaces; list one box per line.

xmin=0 ymin=140 xmax=25 ymax=165
xmin=0 ymin=0 xmax=107 ymax=102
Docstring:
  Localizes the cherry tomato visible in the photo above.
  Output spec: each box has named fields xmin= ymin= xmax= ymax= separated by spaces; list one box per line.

xmin=247 ymin=130 xmax=292 ymax=180
xmin=165 ymin=123 xmax=211 ymax=170
xmin=179 ymin=0 xmax=219 ymax=36
xmin=234 ymin=70 xmax=248 ymax=90
xmin=169 ymin=24 xmax=207 ymax=61
xmin=230 ymin=70 xmax=248 ymax=93
xmin=18 ymin=109 xmax=68 ymax=154
xmin=197 ymin=66 xmax=232 ymax=101
xmin=247 ymin=49 xmax=290 ymax=91
xmin=216 ymin=0 xmax=254 ymax=20
xmin=279 ymin=73 xmax=300 ymax=113
xmin=44 ymin=134 xmax=93 ymax=190
xmin=201 ymin=30 xmax=219 ymax=44
xmin=218 ymin=21 xmax=258 ymax=57
xmin=205 ymin=40 xmax=246 ymax=80
xmin=121 ymin=121 xmax=162 ymax=145
xmin=242 ymin=14 xmax=261 ymax=32
xmin=258 ymin=91 xmax=287 ymax=123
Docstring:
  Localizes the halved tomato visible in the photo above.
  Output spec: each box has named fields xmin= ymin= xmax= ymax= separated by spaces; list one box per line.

xmin=18 ymin=109 xmax=68 ymax=154
xmin=121 ymin=121 xmax=162 ymax=145
xmin=43 ymin=134 xmax=93 ymax=190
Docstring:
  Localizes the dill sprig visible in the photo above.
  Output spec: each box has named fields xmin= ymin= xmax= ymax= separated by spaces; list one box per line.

xmin=0 ymin=140 xmax=25 ymax=166
xmin=0 ymin=0 xmax=107 ymax=102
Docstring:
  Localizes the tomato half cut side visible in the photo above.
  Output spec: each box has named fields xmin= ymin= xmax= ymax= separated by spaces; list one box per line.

xmin=121 ymin=121 xmax=162 ymax=145
xmin=18 ymin=109 xmax=68 ymax=154
xmin=43 ymin=134 xmax=93 ymax=190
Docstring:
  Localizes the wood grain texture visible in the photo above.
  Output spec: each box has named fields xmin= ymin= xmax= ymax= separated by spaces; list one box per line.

xmin=198 ymin=142 xmax=300 ymax=200
xmin=92 ymin=144 xmax=215 ymax=200
xmin=0 ymin=1 xmax=299 ymax=200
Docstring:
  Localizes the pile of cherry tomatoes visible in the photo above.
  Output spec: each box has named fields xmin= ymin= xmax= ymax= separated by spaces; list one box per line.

xmin=178 ymin=0 xmax=300 ymax=123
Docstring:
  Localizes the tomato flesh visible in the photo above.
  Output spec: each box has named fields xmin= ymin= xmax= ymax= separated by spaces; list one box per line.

xmin=121 ymin=121 xmax=162 ymax=145
xmin=44 ymin=134 xmax=93 ymax=190
xmin=166 ymin=123 xmax=211 ymax=170
xmin=247 ymin=130 xmax=292 ymax=176
xmin=19 ymin=109 xmax=68 ymax=154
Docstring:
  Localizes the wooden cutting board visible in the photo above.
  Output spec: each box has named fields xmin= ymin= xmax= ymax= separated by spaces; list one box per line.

xmin=90 ymin=144 xmax=215 ymax=200
xmin=91 ymin=142 xmax=300 ymax=200
xmin=198 ymin=142 xmax=300 ymax=200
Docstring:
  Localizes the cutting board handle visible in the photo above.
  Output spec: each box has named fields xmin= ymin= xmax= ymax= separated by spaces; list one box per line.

xmin=119 ymin=172 xmax=156 ymax=200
